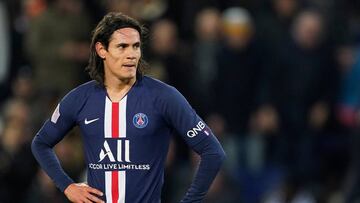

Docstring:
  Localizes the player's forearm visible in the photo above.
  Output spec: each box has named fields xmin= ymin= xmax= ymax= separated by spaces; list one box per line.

xmin=31 ymin=135 xmax=74 ymax=192
xmin=181 ymin=137 xmax=226 ymax=202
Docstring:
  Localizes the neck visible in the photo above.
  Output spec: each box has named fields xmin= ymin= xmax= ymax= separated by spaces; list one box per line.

xmin=104 ymin=76 xmax=136 ymax=102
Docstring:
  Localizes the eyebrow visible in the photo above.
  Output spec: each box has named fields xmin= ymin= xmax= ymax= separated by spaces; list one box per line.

xmin=116 ymin=42 xmax=141 ymax=47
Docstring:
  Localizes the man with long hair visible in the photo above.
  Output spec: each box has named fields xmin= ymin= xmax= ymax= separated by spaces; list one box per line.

xmin=32 ymin=12 xmax=225 ymax=203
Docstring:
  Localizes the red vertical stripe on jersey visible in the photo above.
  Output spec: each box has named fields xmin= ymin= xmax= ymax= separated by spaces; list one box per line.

xmin=112 ymin=171 xmax=119 ymax=203
xmin=112 ymin=102 xmax=119 ymax=202
xmin=112 ymin=102 xmax=119 ymax=138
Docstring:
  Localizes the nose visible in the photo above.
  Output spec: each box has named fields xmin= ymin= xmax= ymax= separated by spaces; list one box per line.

xmin=127 ymin=54 xmax=136 ymax=60
xmin=126 ymin=48 xmax=139 ymax=60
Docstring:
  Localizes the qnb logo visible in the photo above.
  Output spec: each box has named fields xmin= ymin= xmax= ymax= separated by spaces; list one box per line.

xmin=187 ymin=121 xmax=206 ymax=138
xmin=98 ymin=140 xmax=131 ymax=163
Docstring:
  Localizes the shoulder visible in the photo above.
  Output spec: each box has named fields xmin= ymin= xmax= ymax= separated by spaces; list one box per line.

xmin=140 ymin=76 xmax=190 ymax=109
xmin=56 ymin=81 xmax=101 ymax=119
xmin=62 ymin=80 xmax=100 ymax=104
xmin=140 ymin=76 xmax=178 ymax=96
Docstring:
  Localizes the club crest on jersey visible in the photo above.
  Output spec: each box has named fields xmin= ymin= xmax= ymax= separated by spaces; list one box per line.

xmin=133 ymin=113 xmax=148 ymax=128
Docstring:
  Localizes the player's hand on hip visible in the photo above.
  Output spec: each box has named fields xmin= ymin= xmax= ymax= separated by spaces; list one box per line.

xmin=64 ymin=183 xmax=104 ymax=203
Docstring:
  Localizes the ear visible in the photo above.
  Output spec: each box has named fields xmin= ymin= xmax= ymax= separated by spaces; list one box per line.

xmin=95 ymin=42 xmax=107 ymax=59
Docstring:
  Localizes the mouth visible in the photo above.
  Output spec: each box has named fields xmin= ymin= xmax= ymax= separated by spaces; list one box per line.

xmin=122 ymin=64 xmax=136 ymax=69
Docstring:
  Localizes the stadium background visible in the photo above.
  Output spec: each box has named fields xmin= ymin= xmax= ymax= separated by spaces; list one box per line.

xmin=0 ymin=0 xmax=360 ymax=202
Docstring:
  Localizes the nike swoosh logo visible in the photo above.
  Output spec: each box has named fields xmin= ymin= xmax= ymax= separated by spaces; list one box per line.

xmin=85 ymin=118 xmax=99 ymax=125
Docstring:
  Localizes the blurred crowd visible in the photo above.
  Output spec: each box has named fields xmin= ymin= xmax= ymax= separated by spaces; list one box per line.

xmin=1 ymin=0 xmax=360 ymax=202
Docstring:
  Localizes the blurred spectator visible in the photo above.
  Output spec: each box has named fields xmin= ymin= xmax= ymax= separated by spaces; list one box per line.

xmin=147 ymin=19 xmax=193 ymax=98
xmin=7 ymin=70 xmax=46 ymax=132
xmin=25 ymin=0 xmax=91 ymax=95
xmin=337 ymin=45 xmax=360 ymax=202
xmin=211 ymin=9 xmax=275 ymax=202
xmin=258 ymin=9 xmax=339 ymax=186
xmin=213 ymin=7 xmax=264 ymax=135
xmin=234 ymin=104 xmax=285 ymax=203
xmin=11 ymin=70 xmax=34 ymax=101
xmin=0 ymin=99 xmax=37 ymax=202
xmin=337 ymin=46 xmax=360 ymax=129
xmin=190 ymin=7 xmax=221 ymax=117
xmin=2 ymin=99 xmax=31 ymax=133
xmin=256 ymin=0 xmax=300 ymax=57
xmin=306 ymin=0 xmax=350 ymax=46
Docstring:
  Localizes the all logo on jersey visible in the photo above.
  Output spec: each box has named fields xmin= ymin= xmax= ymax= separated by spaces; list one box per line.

xmin=98 ymin=140 xmax=131 ymax=163
xmin=133 ymin=113 xmax=148 ymax=128
xmin=90 ymin=140 xmax=151 ymax=171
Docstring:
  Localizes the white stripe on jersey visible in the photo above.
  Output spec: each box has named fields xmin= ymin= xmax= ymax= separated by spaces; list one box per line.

xmin=119 ymin=96 xmax=127 ymax=138
xmin=118 ymin=171 xmax=126 ymax=203
xmin=104 ymin=97 xmax=112 ymax=138
xmin=105 ymin=171 xmax=113 ymax=203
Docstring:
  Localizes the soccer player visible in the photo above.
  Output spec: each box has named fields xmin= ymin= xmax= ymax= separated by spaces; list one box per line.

xmin=31 ymin=12 xmax=226 ymax=203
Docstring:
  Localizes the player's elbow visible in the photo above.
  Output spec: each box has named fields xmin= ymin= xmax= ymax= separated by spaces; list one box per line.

xmin=206 ymin=146 xmax=226 ymax=168
xmin=215 ymin=147 xmax=226 ymax=166
xmin=195 ymin=137 xmax=226 ymax=168
xmin=31 ymin=135 xmax=39 ymax=157
xmin=31 ymin=134 xmax=47 ymax=158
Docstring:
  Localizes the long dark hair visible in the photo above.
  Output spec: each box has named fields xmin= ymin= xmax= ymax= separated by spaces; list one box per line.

xmin=86 ymin=12 xmax=148 ymax=86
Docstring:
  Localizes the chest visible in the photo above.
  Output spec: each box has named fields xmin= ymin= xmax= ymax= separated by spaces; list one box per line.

xmin=77 ymin=94 xmax=166 ymax=143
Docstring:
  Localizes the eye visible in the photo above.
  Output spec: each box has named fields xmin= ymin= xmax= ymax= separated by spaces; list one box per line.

xmin=133 ymin=43 xmax=140 ymax=49
xmin=116 ymin=43 xmax=128 ymax=49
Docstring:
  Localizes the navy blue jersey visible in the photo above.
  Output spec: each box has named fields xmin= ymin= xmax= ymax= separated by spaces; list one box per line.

xmin=32 ymin=76 xmax=225 ymax=202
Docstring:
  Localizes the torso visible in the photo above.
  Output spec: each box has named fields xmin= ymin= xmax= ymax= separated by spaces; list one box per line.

xmin=76 ymin=77 xmax=172 ymax=203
